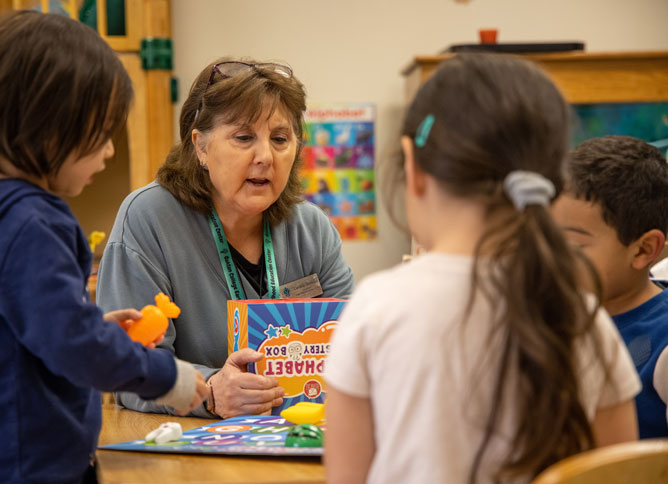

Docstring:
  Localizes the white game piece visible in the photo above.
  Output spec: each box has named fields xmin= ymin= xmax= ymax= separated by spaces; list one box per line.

xmin=145 ymin=422 xmax=183 ymax=444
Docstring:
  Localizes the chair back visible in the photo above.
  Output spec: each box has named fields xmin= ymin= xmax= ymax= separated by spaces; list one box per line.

xmin=532 ymin=439 xmax=668 ymax=484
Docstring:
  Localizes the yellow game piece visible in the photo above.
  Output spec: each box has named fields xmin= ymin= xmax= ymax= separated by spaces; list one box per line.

xmin=280 ymin=402 xmax=325 ymax=425
xmin=87 ymin=231 xmax=106 ymax=253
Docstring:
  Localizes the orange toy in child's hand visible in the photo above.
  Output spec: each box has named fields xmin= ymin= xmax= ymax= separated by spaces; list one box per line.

xmin=126 ymin=293 xmax=181 ymax=346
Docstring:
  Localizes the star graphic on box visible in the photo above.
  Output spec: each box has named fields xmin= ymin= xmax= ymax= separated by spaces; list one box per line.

xmin=264 ymin=324 xmax=279 ymax=339
xmin=280 ymin=325 xmax=293 ymax=337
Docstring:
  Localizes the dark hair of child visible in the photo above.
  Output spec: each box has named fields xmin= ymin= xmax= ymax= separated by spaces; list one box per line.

xmin=0 ymin=9 xmax=132 ymax=177
xmin=566 ymin=135 xmax=668 ymax=244
xmin=387 ymin=53 xmax=606 ymax=482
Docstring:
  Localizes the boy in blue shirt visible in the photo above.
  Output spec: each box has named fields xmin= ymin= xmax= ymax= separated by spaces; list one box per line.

xmin=553 ymin=135 xmax=668 ymax=438
xmin=0 ymin=11 xmax=207 ymax=483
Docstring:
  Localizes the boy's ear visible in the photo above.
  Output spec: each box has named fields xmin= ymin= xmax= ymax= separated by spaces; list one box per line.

xmin=401 ymin=136 xmax=427 ymax=197
xmin=631 ymin=229 xmax=666 ymax=270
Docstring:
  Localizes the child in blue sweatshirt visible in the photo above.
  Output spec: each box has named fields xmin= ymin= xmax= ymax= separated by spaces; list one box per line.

xmin=0 ymin=11 xmax=207 ymax=483
xmin=554 ymin=135 xmax=668 ymax=438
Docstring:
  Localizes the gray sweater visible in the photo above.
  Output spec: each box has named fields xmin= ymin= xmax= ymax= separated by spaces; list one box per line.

xmin=97 ymin=182 xmax=354 ymax=416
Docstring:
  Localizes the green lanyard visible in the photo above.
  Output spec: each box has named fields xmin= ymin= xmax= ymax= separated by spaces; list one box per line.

xmin=207 ymin=209 xmax=279 ymax=299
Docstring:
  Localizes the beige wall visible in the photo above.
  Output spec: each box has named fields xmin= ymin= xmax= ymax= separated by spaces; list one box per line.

xmin=172 ymin=0 xmax=668 ymax=283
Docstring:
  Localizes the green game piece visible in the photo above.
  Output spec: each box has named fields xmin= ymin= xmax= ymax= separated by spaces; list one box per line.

xmin=284 ymin=424 xmax=323 ymax=448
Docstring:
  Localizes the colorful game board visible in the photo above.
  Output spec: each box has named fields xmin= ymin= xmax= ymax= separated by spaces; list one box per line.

xmin=99 ymin=415 xmax=324 ymax=457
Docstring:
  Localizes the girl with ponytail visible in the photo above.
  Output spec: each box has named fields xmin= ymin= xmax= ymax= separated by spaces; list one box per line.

xmin=324 ymin=54 xmax=640 ymax=484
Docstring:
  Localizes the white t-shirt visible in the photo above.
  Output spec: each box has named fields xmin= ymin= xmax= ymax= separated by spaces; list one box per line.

xmin=650 ymin=257 xmax=668 ymax=281
xmin=325 ymin=253 xmax=641 ymax=484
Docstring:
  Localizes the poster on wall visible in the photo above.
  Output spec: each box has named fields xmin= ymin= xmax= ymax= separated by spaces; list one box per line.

xmin=572 ymin=102 xmax=668 ymax=156
xmin=301 ymin=103 xmax=377 ymax=241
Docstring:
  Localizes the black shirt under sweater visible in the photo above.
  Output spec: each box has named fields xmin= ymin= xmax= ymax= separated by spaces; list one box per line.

xmin=228 ymin=243 xmax=266 ymax=297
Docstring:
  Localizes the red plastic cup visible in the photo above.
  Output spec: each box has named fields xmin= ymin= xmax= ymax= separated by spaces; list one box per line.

xmin=479 ymin=29 xmax=498 ymax=44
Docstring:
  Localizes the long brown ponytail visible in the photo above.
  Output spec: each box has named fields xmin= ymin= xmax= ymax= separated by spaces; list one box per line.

xmin=468 ymin=197 xmax=601 ymax=482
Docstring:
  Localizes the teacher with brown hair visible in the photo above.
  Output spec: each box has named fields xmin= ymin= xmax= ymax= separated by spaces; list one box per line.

xmin=97 ymin=58 xmax=354 ymax=418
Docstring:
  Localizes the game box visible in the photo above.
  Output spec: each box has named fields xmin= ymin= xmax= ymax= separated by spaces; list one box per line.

xmin=227 ymin=298 xmax=346 ymax=413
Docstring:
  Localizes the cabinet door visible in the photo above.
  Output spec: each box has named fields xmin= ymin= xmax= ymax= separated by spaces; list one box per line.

xmin=118 ymin=52 xmax=153 ymax=190
xmin=95 ymin=0 xmax=143 ymax=51
xmin=2 ymin=1 xmax=143 ymax=51
xmin=3 ymin=0 xmax=78 ymax=16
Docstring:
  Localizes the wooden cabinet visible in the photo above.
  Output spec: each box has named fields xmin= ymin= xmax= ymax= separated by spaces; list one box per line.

xmin=403 ymin=51 xmax=668 ymax=104
xmin=0 ymin=0 xmax=175 ymax=259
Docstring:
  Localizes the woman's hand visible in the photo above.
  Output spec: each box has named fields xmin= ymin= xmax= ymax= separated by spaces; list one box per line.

xmin=174 ymin=371 xmax=209 ymax=416
xmin=103 ymin=308 xmax=164 ymax=348
xmin=208 ymin=348 xmax=285 ymax=418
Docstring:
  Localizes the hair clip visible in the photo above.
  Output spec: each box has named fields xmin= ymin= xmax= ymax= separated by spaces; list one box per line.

xmin=415 ymin=114 xmax=435 ymax=148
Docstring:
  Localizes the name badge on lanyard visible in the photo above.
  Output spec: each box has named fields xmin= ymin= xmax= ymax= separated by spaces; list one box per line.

xmin=279 ymin=274 xmax=323 ymax=299
xmin=207 ymin=209 xmax=279 ymax=299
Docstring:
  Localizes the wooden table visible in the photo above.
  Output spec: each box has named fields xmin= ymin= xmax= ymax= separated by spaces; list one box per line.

xmin=96 ymin=402 xmax=325 ymax=483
